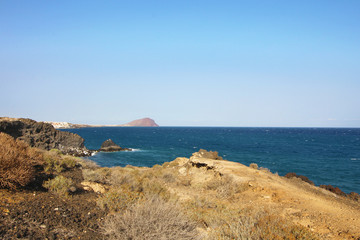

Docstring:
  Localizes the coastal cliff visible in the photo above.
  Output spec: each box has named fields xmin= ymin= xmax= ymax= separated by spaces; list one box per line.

xmin=0 ymin=117 xmax=91 ymax=156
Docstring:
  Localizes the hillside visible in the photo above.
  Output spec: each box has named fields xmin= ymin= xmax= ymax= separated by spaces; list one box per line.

xmin=0 ymin=134 xmax=359 ymax=239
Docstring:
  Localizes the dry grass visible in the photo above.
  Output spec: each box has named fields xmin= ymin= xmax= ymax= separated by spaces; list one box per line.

xmin=97 ymin=187 xmax=143 ymax=212
xmin=205 ymin=174 xmax=248 ymax=199
xmin=82 ymin=167 xmax=111 ymax=184
xmin=102 ymin=196 xmax=200 ymax=240
xmin=0 ymin=132 xmax=43 ymax=190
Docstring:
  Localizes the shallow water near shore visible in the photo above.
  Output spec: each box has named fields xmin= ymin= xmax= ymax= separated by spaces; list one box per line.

xmin=62 ymin=127 xmax=360 ymax=194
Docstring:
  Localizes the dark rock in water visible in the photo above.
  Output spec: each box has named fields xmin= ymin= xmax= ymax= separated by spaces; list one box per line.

xmin=0 ymin=118 xmax=92 ymax=156
xmin=284 ymin=172 xmax=315 ymax=185
xmin=99 ymin=139 xmax=131 ymax=152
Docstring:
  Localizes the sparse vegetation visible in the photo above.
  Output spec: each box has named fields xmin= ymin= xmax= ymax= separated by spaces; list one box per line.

xmin=0 ymin=143 xmax=358 ymax=239
xmin=97 ymin=187 xmax=143 ymax=212
xmin=102 ymin=196 xmax=200 ymax=240
xmin=43 ymin=151 xmax=78 ymax=173
xmin=0 ymin=132 xmax=43 ymax=190
xmin=43 ymin=175 xmax=74 ymax=196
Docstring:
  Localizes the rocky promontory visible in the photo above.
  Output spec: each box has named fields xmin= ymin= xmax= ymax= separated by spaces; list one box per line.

xmin=0 ymin=117 xmax=92 ymax=156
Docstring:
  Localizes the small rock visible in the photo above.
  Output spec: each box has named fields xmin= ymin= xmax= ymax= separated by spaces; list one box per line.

xmin=40 ymin=224 xmax=46 ymax=229
xmin=81 ymin=181 xmax=107 ymax=194
xmin=69 ymin=186 xmax=77 ymax=193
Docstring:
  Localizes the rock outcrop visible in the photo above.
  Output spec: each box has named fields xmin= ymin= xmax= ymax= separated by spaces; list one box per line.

xmin=0 ymin=118 xmax=92 ymax=156
xmin=99 ymin=139 xmax=131 ymax=152
xmin=122 ymin=118 xmax=159 ymax=127
xmin=191 ymin=149 xmax=223 ymax=160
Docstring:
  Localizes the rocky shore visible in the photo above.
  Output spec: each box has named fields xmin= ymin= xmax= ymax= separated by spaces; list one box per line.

xmin=0 ymin=118 xmax=92 ymax=156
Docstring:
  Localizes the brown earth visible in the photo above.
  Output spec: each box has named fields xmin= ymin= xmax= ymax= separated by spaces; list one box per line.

xmin=0 ymin=168 xmax=106 ymax=240
xmin=169 ymin=154 xmax=360 ymax=239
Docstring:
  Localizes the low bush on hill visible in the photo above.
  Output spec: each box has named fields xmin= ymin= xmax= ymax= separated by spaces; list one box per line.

xmin=97 ymin=187 xmax=143 ymax=212
xmin=0 ymin=132 xmax=43 ymax=190
xmin=102 ymin=196 xmax=200 ymax=240
xmin=43 ymin=151 xmax=78 ymax=174
xmin=43 ymin=175 xmax=74 ymax=196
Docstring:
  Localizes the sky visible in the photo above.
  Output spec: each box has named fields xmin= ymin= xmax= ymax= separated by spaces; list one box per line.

xmin=1 ymin=0 xmax=359 ymax=127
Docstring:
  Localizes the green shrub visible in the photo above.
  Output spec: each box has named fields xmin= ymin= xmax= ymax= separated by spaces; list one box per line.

xmin=0 ymin=133 xmax=43 ymax=190
xmin=43 ymin=153 xmax=78 ymax=174
xmin=43 ymin=175 xmax=73 ymax=196
xmin=102 ymin=196 xmax=200 ymax=240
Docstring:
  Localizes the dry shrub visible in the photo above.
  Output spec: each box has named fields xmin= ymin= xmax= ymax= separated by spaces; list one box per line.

xmin=162 ymin=172 xmax=176 ymax=183
xmin=43 ymin=175 xmax=73 ymax=196
xmin=0 ymin=132 xmax=43 ymax=190
xmin=97 ymin=187 xmax=143 ymax=212
xmin=75 ymin=157 xmax=99 ymax=169
xmin=82 ymin=167 xmax=111 ymax=184
xmin=206 ymin=174 xmax=248 ymax=199
xmin=110 ymin=168 xmax=143 ymax=192
xmin=142 ymin=179 xmax=171 ymax=201
xmin=285 ymin=172 xmax=315 ymax=185
xmin=208 ymin=215 xmax=261 ymax=240
xmin=102 ymin=196 xmax=200 ymax=240
xmin=256 ymin=215 xmax=319 ymax=240
xmin=206 ymin=209 xmax=319 ymax=240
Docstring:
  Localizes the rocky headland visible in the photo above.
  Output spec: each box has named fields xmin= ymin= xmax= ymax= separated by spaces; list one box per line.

xmin=0 ymin=117 xmax=92 ymax=156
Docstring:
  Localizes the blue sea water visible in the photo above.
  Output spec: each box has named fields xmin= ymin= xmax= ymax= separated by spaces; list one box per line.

xmin=62 ymin=127 xmax=360 ymax=194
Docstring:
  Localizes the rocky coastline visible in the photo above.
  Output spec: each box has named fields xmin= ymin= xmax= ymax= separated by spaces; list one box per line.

xmin=0 ymin=118 xmax=92 ymax=156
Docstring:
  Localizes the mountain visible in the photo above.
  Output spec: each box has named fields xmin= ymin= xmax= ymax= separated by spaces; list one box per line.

xmin=122 ymin=118 xmax=159 ymax=127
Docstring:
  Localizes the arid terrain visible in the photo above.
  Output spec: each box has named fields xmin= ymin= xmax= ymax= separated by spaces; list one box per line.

xmin=1 ymin=144 xmax=359 ymax=239
xmin=0 ymin=118 xmax=359 ymax=239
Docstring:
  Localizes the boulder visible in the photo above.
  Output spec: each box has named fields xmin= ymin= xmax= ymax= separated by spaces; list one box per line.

xmin=191 ymin=149 xmax=223 ymax=160
xmin=99 ymin=139 xmax=131 ymax=152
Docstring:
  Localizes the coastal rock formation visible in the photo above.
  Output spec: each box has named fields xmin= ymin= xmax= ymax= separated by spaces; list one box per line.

xmin=191 ymin=149 xmax=223 ymax=160
xmin=0 ymin=118 xmax=91 ymax=156
xmin=99 ymin=139 xmax=131 ymax=152
xmin=122 ymin=118 xmax=159 ymax=127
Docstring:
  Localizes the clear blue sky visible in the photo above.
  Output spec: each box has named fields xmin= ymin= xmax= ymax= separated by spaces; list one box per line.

xmin=1 ymin=0 xmax=359 ymax=127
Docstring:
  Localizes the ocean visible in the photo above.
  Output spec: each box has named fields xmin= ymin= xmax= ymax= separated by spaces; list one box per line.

xmin=62 ymin=127 xmax=360 ymax=194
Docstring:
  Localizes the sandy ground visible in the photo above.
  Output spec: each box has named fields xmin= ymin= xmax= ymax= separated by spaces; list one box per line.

xmin=170 ymin=156 xmax=360 ymax=239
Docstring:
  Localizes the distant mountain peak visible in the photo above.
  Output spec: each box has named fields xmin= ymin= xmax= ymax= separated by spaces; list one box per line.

xmin=123 ymin=118 xmax=159 ymax=127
